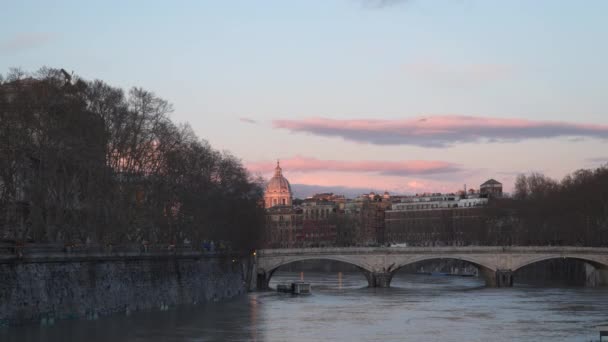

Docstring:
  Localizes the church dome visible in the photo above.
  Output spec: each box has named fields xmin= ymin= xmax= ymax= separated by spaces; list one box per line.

xmin=265 ymin=161 xmax=292 ymax=194
xmin=264 ymin=161 xmax=293 ymax=208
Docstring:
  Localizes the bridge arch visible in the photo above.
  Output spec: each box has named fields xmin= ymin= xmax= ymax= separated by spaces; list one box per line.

xmin=391 ymin=255 xmax=498 ymax=273
xmin=512 ymin=255 xmax=608 ymax=287
xmin=512 ymin=255 xmax=608 ymax=272
xmin=389 ymin=255 xmax=499 ymax=287
xmin=257 ymin=256 xmax=375 ymax=289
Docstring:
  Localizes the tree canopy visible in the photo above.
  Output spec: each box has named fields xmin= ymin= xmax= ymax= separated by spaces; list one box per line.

xmin=0 ymin=68 xmax=265 ymax=250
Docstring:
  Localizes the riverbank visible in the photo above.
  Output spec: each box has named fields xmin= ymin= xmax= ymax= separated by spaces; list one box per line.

xmin=0 ymin=251 xmax=250 ymax=327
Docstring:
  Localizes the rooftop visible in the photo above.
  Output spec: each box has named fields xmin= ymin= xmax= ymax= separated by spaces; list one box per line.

xmin=481 ymin=179 xmax=502 ymax=186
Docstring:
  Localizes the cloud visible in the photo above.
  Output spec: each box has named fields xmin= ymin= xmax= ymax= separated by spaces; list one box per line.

xmin=273 ymin=115 xmax=608 ymax=148
xmin=0 ymin=33 xmax=54 ymax=54
xmin=586 ymin=157 xmax=608 ymax=166
xmin=239 ymin=117 xmax=258 ymax=124
xmin=246 ymin=156 xmax=460 ymax=176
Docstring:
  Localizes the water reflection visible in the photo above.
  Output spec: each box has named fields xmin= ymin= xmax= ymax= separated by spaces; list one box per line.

xmin=270 ymin=271 xmax=368 ymax=291
xmin=249 ymin=294 xmax=259 ymax=342
xmin=2 ymin=272 xmax=607 ymax=342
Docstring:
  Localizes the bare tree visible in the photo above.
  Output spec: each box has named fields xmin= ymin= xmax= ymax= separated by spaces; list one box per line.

xmin=0 ymin=68 xmax=265 ymax=251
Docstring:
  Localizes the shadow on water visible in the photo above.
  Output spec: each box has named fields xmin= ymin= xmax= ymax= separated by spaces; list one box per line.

xmin=0 ymin=296 xmax=261 ymax=342
xmin=270 ymin=270 xmax=488 ymax=295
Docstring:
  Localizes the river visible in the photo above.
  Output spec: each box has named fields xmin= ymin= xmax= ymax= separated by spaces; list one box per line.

xmin=2 ymin=271 xmax=607 ymax=342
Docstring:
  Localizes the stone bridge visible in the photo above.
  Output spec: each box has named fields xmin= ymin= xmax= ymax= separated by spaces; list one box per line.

xmin=254 ymin=246 xmax=608 ymax=289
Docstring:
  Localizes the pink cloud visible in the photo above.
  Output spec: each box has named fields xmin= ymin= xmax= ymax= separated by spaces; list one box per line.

xmin=246 ymin=156 xmax=460 ymax=176
xmin=273 ymin=115 xmax=608 ymax=147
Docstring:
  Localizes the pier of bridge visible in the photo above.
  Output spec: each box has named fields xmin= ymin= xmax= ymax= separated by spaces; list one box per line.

xmin=253 ymin=246 xmax=608 ymax=289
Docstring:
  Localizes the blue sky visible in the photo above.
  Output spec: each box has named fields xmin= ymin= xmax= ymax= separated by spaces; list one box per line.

xmin=2 ymin=0 xmax=608 ymax=195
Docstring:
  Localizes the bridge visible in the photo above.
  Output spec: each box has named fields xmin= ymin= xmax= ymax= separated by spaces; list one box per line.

xmin=254 ymin=246 xmax=608 ymax=289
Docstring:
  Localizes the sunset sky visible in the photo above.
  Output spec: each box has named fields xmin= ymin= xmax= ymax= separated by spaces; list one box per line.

xmin=3 ymin=0 xmax=608 ymax=196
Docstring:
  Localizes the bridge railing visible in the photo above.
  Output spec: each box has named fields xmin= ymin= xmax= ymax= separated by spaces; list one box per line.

xmin=257 ymin=245 xmax=608 ymax=256
xmin=0 ymin=242 xmax=239 ymax=260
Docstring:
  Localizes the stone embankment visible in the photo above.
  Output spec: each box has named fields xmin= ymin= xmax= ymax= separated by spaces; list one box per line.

xmin=0 ymin=245 xmax=251 ymax=327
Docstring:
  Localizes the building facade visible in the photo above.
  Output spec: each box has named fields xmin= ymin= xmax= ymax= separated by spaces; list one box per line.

xmin=300 ymin=200 xmax=338 ymax=247
xmin=385 ymin=207 xmax=488 ymax=246
xmin=385 ymin=180 xmax=497 ymax=246
xmin=265 ymin=205 xmax=302 ymax=248
xmin=359 ymin=194 xmax=391 ymax=245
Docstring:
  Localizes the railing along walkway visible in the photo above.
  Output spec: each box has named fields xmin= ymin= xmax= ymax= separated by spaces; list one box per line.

xmin=0 ymin=243 xmax=239 ymax=263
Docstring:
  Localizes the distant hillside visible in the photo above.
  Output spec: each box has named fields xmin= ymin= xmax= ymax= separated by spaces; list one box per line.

xmin=291 ymin=184 xmax=382 ymax=199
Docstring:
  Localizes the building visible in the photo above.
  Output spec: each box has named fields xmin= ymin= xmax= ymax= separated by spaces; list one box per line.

xmin=265 ymin=205 xmax=302 ymax=248
xmin=360 ymin=195 xmax=391 ymax=245
xmin=480 ymin=179 xmax=503 ymax=198
xmin=264 ymin=161 xmax=293 ymax=208
xmin=299 ymin=200 xmax=338 ymax=247
xmin=385 ymin=180 xmax=499 ymax=246
xmin=390 ymin=194 xmax=488 ymax=211
xmin=385 ymin=207 xmax=487 ymax=246
xmin=310 ymin=193 xmax=346 ymax=210
xmin=382 ymin=191 xmax=391 ymax=201
xmin=341 ymin=193 xmax=392 ymax=246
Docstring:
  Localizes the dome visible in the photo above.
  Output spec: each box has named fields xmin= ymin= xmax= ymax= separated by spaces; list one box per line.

xmin=264 ymin=161 xmax=293 ymax=208
xmin=265 ymin=162 xmax=292 ymax=194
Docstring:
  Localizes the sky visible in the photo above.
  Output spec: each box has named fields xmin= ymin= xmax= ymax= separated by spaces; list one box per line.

xmin=2 ymin=0 xmax=608 ymax=197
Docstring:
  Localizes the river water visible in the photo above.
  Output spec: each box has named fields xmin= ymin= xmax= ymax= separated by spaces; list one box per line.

xmin=3 ymin=271 xmax=608 ymax=342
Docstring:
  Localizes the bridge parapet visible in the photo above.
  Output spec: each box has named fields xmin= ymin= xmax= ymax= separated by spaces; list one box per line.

xmin=259 ymin=246 xmax=608 ymax=256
